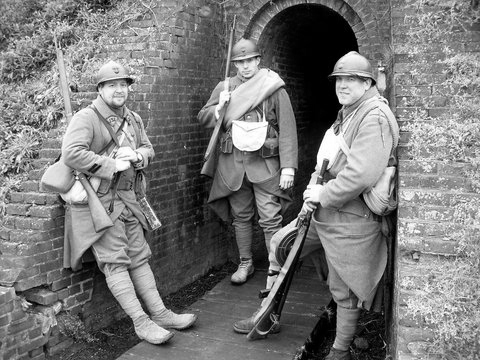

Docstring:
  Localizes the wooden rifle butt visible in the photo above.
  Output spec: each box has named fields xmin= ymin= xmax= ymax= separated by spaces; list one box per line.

xmin=77 ymin=174 xmax=114 ymax=232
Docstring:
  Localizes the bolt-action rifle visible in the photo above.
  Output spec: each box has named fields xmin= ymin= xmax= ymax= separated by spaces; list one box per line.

xmin=54 ymin=33 xmax=114 ymax=233
xmin=247 ymin=159 xmax=330 ymax=340
xmin=201 ymin=15 xmax=236 ymax=177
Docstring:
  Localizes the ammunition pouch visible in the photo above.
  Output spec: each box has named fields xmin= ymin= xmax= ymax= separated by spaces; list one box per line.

xmin=97 ymin=179 xmax=111 ymax=196
xmin=97 ymin=167 xmax=136 ymax=194
xmin=116 ymin=167 xmax=136 ymax=191
xmin=261 ymin=136 xmax=279 ymax=158
xmin=220 ymin=131 xmax=233 ymax=154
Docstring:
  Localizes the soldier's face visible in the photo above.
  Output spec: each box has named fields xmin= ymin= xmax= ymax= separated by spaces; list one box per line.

xmin=98 ymin=79 xmax=129 ymax=108
xmin=335 ymin=76 xmax=371 ymax=106
xmin=234 ymin=57 xmax=260 ymax=79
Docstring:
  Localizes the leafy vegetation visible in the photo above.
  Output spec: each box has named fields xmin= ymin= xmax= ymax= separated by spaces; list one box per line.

xmin=0 ymin=0 xmax=140 ymax=222
xmin=401 ymin=1 xmax=480 ymax=358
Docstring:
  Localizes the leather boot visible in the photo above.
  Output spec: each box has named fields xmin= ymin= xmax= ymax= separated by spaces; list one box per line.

xmin=231 ymin=258 xmax=254 ymax=284
xmin=130 ymin=263 xmax=197 ymax=330
xmin=233 ymin=308 xmax=281 ymax=334
xmin=106 ymin=272 xmax=173 ymax=344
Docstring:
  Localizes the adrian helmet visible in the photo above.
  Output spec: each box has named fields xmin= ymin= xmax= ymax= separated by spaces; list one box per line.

xmin=231 ymin=38 xmax=261 ymax=61
xmin=328 ymin=51 xmax=376 ymax=84
xmin=96 ymin=60 xmax=134 ymax=88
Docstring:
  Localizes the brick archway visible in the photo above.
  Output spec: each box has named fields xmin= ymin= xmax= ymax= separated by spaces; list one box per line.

xmin=244 ymin=0 xmax=366 ymax=48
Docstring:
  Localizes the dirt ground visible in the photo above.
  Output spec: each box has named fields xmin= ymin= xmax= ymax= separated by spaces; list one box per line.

xmin=48 ymin=262 xmax=387 ymax=360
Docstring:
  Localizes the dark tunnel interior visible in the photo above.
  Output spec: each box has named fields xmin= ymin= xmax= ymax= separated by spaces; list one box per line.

xmin=258 ymin=4 xmax=358 ymax=213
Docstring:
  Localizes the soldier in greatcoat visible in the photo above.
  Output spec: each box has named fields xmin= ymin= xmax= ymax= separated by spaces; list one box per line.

xmin=198 ymin=38 xmax=298 ymax=285
xmin=234 ymin=52 xmax=399 ymax=360
xmin=61 ymin=60 xmax=197 ymax=345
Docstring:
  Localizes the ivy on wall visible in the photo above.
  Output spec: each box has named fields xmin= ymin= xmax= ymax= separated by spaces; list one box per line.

xmin=399 ymin=1 xmax=480 ymax=358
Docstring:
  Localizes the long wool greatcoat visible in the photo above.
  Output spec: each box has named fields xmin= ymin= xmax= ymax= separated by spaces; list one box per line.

xmin=198 ymin=69 xmax=298 ymax=220
xmin=311 ymin=87 xmax=398 ymax=308
xmin=61 ymin=96 xmax=154 ymax=271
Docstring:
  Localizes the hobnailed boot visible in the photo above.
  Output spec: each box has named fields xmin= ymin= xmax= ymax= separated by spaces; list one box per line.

xmin=106 ymin=272 xmax=173 ymax=344
xmin=130 ymin=263 xmax=197 ymax=330
xmin=233 ymin=308 xmax=281 ymax=334
xmin=231 ymin=258 xmax=254 ymax=284
xmin=292 ymin=299 xmax=337 ymax=360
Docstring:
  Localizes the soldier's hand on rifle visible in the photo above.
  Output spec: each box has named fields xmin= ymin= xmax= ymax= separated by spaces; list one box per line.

xmin=301 ymin=201 xmax=317 ymax=214
xmin=115 ymin=147 xmax=137 ymax=162
xmin=115 ymin=158 xmax=131 ymax=172
xmin=215 ymin=90 xmax=231 ymax=119
xmin=303 ymin=184 xmax=323 ymax=206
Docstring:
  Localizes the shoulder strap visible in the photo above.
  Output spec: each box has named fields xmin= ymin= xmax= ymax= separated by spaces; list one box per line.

xmin=91 ymin=106 xmax=126 ymax=148
xmin=254 ymin=101 xmax=279 ymax=133
xmin=342 ymin=98 xmax=399 ymax=153
xmin=127 ymin=110 xmax=142 ymax=145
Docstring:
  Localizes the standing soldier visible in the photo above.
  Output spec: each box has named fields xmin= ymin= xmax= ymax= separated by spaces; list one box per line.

xmin=198 ymin=38 xmax=298 ymax=285
xmin=61 ymin=60 xmax=197 ymax=345
xmin=235 ymin=51 xmax=399 ymax=360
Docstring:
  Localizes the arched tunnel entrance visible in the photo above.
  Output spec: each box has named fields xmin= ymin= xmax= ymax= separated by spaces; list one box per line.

xmin=257 ymin=4 xmax=358 ymax=215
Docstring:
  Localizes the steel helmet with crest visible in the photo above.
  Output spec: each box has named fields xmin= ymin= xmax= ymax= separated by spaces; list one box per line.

xmin=96 ymin=60 xmax=134 ymax=89
xmin=328 ymin=51 xmax=376 ymax=85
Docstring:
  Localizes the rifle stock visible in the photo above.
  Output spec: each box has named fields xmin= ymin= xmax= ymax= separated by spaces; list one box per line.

xmin=77 ymin=174 xmax=114 ymax=232
xmin=247 ymin=159 xmax=330 ymax=341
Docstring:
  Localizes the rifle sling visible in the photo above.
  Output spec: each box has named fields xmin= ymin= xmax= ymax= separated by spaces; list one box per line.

xmin=254 ymin=103 xmax=279 ymax=133
xmin=91 ymin=106 xmax=126 ymax=149
xmin=91 ymin=106 xmax=129 ymax=214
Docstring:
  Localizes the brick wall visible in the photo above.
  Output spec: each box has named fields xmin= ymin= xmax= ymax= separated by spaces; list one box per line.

xmin=392 ymin=1 xmax=480 ymax=359
xmin=1 ymin=0 xmax=477 ymax=358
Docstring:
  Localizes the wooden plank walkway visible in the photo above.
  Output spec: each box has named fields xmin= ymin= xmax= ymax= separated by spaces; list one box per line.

xmin=117 ymin=264 xmax=331 ymax=360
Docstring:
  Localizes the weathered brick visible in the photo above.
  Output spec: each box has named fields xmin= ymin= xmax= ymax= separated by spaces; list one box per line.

xmin=45 ymin=338 xmax=74 ymax=356
xmin=9 ymin=230 xmax=50 ymax=244
xmin=51 ymin=278 xmax=72 ymax=292
xmin=23 ymin=288 xmax=58 ymax=306
xmin=0 ymin=287 xmax=15 ymax=305
xmin=7 ymin=316 xmax=35 ymax=334
xmin=15 ymin=274 xmax=48 ymax=292
xmin=5 ymin=204 xmax=31 ymax=216
xmin=17 ymin=334 xmax=48 ymax=354
xmin=27 ymin=205 xmax=64 ymax=219
xmin=0 ymin=314 xmax=10 ymax=327
xmin=0 ymin=226 xmax=11 ymax=241
xmin=20 ymin=181 xmax=39 ymax=192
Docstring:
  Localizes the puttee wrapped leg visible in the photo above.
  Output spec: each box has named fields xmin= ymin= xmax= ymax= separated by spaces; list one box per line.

xmin=130 ymin=263 xmax=197 ymax=330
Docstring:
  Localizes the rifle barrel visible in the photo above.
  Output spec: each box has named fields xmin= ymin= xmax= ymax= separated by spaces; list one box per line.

xmin=54 ymin=32 xmax=73 ymax=124
xmin=223 ymin=15 xmax=236 ymax=89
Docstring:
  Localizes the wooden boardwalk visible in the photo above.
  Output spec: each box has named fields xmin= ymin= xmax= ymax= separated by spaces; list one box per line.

xmin=117 ymin=265 xmax=331 ymax=360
